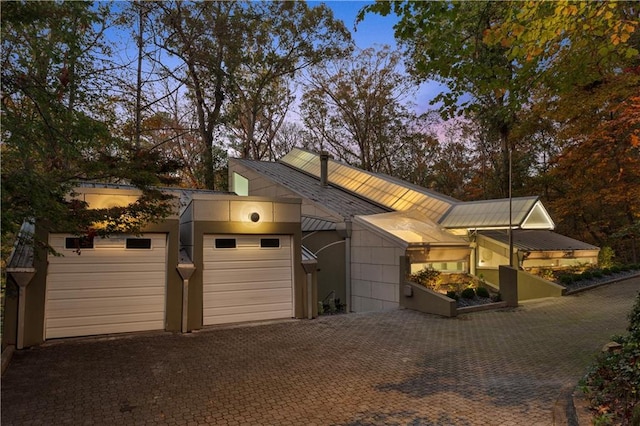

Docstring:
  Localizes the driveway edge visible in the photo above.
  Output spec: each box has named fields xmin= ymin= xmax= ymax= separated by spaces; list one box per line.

xmin=1 ymin=345 xmax=15 ymax=376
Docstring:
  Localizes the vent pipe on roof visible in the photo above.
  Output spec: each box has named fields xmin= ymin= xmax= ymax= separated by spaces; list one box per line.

xmin=320 ymin=152 xmax=329 ymax=187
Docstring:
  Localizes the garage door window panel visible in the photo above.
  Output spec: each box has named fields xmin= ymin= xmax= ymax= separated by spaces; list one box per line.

xmin=260 ymin=238 xmax=280 ymax=248
xmin=215 ymin=238 xmax=237 ymax=249
xmin=65 ymin=237 xmax=94 ymax=250
xmin=126 ymin=238 xmax=152 ymax=249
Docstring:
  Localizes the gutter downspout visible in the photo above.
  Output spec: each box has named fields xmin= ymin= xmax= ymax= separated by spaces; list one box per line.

xmin=176 ymin=249 xmax=196 ymax=333
xmin=301 ymin=255 xmax=318 ymax=319
xmin=8 ymin=269 xmax=35 ymax=350
xmin=337 ymin=219 xmax=352 ymax=313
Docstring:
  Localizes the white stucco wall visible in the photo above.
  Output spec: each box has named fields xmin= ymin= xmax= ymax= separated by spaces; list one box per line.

xmin=350 ymin=220 xmax=406 ymax=312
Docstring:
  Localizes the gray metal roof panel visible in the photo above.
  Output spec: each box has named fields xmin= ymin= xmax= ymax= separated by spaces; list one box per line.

xmin=6 ymin=221 xmax=35 ymax=270
xmin=301 ymin=216 xmax=338 ymax=232
xmin=439 ymin=197 xmax=540 ymax=228
xmin=301 ymin=245 xmax=318 ymax=261
xmin=234 ymin=159 xmax=388 ymax=218
xmin=479 ymin=230 xmax=599 ymax=251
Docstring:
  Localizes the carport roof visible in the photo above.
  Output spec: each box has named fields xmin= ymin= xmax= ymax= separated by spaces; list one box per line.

xmin=233 ymin=158 xmax=388 ymax=218
xmin=479 ymin=230 xmax=599 ymax=251
xmin=357 ymin=210 xmax=468 ymax=246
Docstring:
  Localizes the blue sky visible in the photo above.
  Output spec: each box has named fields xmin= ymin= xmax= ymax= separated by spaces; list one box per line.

xmin=313 ymin=1 xmax=399 ymax=49
xmin=317 ymin=1 xmax=445 ymax=113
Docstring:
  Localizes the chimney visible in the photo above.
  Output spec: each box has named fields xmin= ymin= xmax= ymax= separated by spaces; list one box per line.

xmin=320 ymin=152 xmax=329 ymax=187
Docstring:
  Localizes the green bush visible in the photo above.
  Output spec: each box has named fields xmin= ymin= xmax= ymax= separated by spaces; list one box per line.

xmin=581 ymin=271 xmax=593 ymax=280
xmin=559 ymin=274 xmax=575 ymax=285
xmin=602 ymin=267 xmax=612 ymax=275
xmin=461 ymin=288 xmax=476 ymax=299
xmin=409 ymin=267 xmax=442 ymax=290
xmin=611 ymin=266 xmax=622 ymax=274
xmin=598 ymin=246 xmax=615 ymax=269
xmin=446 ymin=290 xmax=458 ymax=300
xmin=581 ymin=292 xmax=640 ymax=424
xmin=476 ymin=287 xmax=490 ymax=298
xmin=592 ymin=270 xmax=604 ymax=279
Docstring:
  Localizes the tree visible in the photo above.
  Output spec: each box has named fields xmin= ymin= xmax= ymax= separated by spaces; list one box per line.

xmin=359 ymin=2 xmax=532 ymax=197
xmin=224 ymin=1 xmax=351 ymax=161
xmin=301 ymin=46 xmax=417 ymax=174
xmin=153 ymin=1 xmax=351 ymax=188
xmin=483 ymin=1 xmax=638 ymax=94
xmin=537 ymin=72 xmax=640 ymax=262
xmin=1 ymin=1 xmax=176 ymax=257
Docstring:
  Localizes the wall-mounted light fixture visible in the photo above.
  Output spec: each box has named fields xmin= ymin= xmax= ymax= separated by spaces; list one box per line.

xmin=250 ymin=212 xmax=260 ymax=223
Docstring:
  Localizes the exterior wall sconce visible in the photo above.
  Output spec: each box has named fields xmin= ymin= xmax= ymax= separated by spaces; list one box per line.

xmin=250 ymin=212 xmax=260 ymax=223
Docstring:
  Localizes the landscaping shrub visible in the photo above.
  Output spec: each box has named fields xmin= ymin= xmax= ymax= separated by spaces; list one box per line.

xmin=581 ymin=270 xmax=593 ymax=280
xmin=476 ymin=286 xmax=490 ymax=298
xmin=409 ymin=267 xmax=442 ymax=290
xmin=581 ymin=292 xmax=640 ymax=425
xmin=461 ymin=288 xmax=475 ymax=299
xmin=598 ymin=246 xmax=615 ymax=269
xmin=592 ymin=270 xmax=604 ymax=279
xmin=559 ymin=274 xmax=575 ymax=285
xmin=446 ymin=290 xmax=458 ymax=300
xmin=602 ymin=267 xmax=612 ymax=275
xmin=610 ymin=266 xmax=622 ymax=274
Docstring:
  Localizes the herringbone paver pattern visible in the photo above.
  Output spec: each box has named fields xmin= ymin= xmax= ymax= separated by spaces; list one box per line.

xmin=2 ymin=278 xmax=639 ymax=425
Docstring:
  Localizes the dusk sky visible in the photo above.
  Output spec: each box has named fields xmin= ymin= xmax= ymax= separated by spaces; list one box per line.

xmin=312 ymin=1 xmax=444 ymax=114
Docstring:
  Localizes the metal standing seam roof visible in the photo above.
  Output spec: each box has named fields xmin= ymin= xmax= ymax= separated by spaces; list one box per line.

xmin=279 ymin=148 xmax=457 ymax=221
xmin=301 ymin=216 xmax=338 ymax=232
xmin=6 ymin=221 xmax=35 ymax=270
xmin=233 ymin=158 xmax=388 ymax=218
xmin=439 ymin=197 xmax=554 ymax=229
xmin=301 ymin=245 xmax=318 ymax=262
xmin=479 ymin=230 xmax=599 ymax=252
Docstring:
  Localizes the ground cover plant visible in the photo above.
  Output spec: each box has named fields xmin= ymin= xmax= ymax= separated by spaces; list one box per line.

xmin=580 ymin=292 xmax=640 ymax=425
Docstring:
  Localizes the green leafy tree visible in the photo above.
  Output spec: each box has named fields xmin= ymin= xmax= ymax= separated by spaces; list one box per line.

xmin=1 ymin=1 xmax=177 ymax=257
xmin=359 ymin=1 xmax=532 ymax=197
xmin=483 ymin=0 xmax=638 ymax=93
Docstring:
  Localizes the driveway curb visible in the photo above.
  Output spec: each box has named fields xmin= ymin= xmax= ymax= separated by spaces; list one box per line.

xmin=1 ymin=345 xmax=14 ymax=376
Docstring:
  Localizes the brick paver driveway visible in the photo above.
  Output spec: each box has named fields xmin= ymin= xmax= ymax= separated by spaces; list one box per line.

xmin=2 ymin=277 xmax=639 ymax=426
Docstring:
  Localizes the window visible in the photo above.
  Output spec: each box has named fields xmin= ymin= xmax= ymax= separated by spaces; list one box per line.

xmin=260 ymin=238 xmax=280 ymax=248
xmin=232 ymin=172 xmax=249 ymax=196
xmin=126 ymin=238 xmax=152 ymax=249
xmin=215 ymin=238 xmax=237 ymax=249
xmin=65 ymin=236 xmax=94 ymax=250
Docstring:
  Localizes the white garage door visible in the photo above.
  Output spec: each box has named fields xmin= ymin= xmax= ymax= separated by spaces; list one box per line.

xmin=45 ymin=233 xmax=167 ymax=339
xmin=203 ymin=234 xmax=294 ymax=325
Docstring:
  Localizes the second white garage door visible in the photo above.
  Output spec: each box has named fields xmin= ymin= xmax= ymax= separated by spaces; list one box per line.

xmin=203 ymin=234 xmax=294 ymax=325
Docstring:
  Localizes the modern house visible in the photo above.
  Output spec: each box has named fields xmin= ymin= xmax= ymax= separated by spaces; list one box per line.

xmin=229 ymin=148 xmax=600 ymax=312
xmin=3 ymin=148 xmax=599 ymax=348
